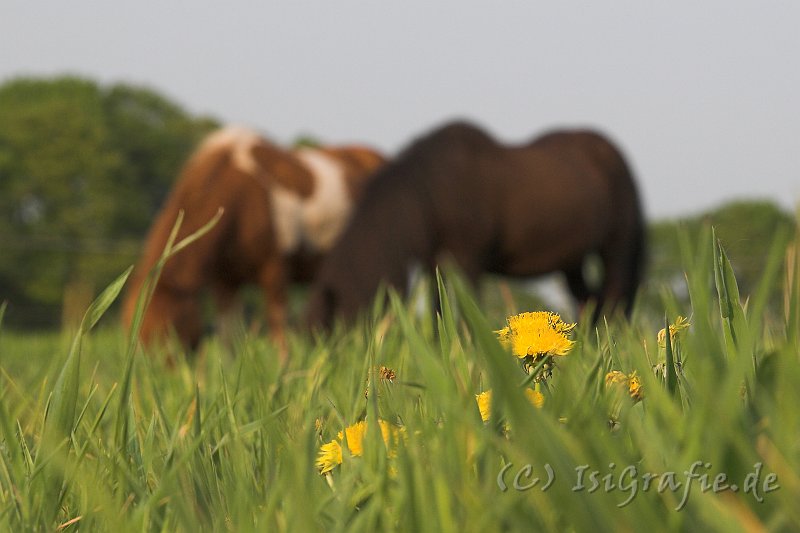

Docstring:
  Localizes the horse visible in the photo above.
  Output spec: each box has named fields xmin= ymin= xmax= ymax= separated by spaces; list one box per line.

xmin=121 ymin=125 xmax=384 ymax=354
xmin=305 ymin=120 xmax=645 ymax=329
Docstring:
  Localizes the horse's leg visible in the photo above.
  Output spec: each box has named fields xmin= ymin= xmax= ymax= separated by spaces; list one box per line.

xmin=258 ymin=259 xmax=289 ymax=363
xmin=172 ymin=292 xmax=203 ymax=351
xmin=563 ymin=265 xmax=594 ymax=319
xmin=598 ymin=221 xmax=644 ymax=319
xmin=214 ymin=284 xmax=242 ymax=349
xmin=443 ymin=247 xmax=484 ymax=286
xmin=141 ymin=288 xmax=202 ymax=350
xmin=432 ymin=248 xmax=484 ymax=310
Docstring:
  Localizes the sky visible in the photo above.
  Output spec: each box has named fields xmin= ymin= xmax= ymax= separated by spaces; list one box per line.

xmin=1 ymin=1 xmax=798 ymax=220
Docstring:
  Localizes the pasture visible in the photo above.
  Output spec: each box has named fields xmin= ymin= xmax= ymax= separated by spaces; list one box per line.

xmin=0 ymin=222 xmax=798 ymax=532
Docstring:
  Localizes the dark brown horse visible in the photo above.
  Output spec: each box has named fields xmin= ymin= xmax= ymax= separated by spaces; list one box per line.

xmin=121 ymin=126 xmax=384 ymax=352
xmin=305 ymin=120 xmax=645 ymax=329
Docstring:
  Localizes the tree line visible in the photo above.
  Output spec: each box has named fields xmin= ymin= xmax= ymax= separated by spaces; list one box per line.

xmin=0 ymin=76 xmax=795 ymax=329
xmin=0 ymin=76 xmax=217 ymax=327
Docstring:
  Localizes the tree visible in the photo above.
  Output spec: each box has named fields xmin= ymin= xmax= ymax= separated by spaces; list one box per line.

xmin=102 ymin=84 xmax=218 ymax=235
xmin=643 ymin=200 xmax=796 ymax=319
xmin=0 ymin=76 xmax=217 ymax=327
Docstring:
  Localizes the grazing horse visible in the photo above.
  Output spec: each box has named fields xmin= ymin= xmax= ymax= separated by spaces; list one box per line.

xmin=305 ymin=120 xmax=645 ymax=329
xmin=121 ymin=126 xmax=384 ymax=352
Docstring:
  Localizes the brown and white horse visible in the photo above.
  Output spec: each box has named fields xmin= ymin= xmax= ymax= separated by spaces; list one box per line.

xmin=121 ymin=126 xmax=384 ymax=354
xmin=306 ymin=120 xmax=645 ymax=329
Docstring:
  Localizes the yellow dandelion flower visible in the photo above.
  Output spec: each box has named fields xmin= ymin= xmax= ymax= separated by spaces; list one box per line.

xmin=524 ymin=388 xmax=545 ymax=408
xmin=628 ymin=371 xmax=643 ymax=401
xmin=316 ymin=440 xmax=343 ymax=474
xmin=657 ymin=316 xmax=690 ymax=347
xmin=317 ymin=419 xmax=404 ymax=474
xmin=605 ymin=370 xmax=629 ymax=386
xmin=605 ymin=370 xmax=644 ymax=401
xmin=339 ymin=421 xmax=368 ymax=457
xmin=475 ymin=387 xmax=544 ymax=422
xmin=495 ymin=326 xmax=511 ymax=348
xmin=377 ymin=419 xmax=406 ymax=458
xmin=496 ymin=311 xmax=576 ymax=359
xmin=475 ymin=390 xmax=492 ymax=422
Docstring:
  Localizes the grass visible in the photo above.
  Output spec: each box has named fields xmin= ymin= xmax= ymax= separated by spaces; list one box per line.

xmin=0 ymin=225 xmax=799 ymax=532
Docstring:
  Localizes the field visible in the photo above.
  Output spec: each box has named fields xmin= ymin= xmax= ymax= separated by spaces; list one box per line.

xmin=0 ymin=225 xmax=799 ymax=532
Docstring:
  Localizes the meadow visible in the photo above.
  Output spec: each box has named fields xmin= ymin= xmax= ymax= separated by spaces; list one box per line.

xmin=0 ymin=221 xmax=798 ymax=532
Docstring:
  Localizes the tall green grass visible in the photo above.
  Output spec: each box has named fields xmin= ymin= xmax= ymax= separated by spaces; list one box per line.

xmin=0 ymin=225 xmax=798 ymax=531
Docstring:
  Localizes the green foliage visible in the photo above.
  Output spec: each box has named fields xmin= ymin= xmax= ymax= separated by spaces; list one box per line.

xmin=291 ymin=134 xmax=322 ymax=149
xmin=0 ymin=230 xmax=798 ymax=531
xmin=102 ymin=84 xmax=218 ymax=235
xmin=0 ymin=75 xmax=217 ymax=327
xmin=645 ymin=200 xmax=796 ymax=321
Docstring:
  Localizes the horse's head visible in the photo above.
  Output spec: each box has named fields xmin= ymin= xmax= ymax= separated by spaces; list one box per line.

xmin=305 ymin=265 xmax=378 ymax=332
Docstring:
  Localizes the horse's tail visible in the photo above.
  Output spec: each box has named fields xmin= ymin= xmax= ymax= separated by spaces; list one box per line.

xmin=592 ymin=134 xmax=646 ymax=316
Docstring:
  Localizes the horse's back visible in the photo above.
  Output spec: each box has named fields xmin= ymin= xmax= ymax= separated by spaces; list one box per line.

xmin=520 ymin=129 xmax=640 ymax=221
xmin=537 ymin=129 xmax=642 ymax=223
xmin=480 ymin=130 xmax=642 ymax=276
xmin=531 ymin=130 xmax=635 ymax=188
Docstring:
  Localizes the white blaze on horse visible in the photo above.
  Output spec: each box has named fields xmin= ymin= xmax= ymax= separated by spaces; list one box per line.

xmin=122 ymin=125 xmax=384 ymax=355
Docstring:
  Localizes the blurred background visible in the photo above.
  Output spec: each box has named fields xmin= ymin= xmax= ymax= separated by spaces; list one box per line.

xmin=0 ymin=2 xmax=797 ymax=328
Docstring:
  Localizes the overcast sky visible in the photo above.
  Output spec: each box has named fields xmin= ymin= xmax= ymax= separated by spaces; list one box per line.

xmin=2 ymin=1 xmax=798 ymax=220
